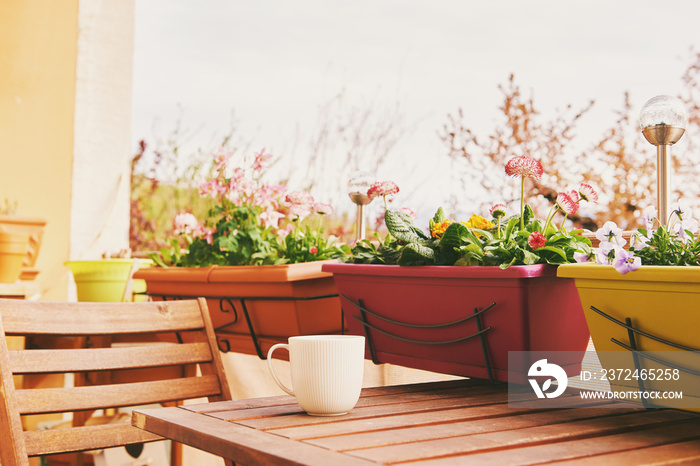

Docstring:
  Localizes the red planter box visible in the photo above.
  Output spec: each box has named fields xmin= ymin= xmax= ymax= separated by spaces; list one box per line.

xmin=322 ymin=263 xmax=589 ymax=383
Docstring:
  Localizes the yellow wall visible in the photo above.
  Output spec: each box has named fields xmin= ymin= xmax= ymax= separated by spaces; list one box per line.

xmin=0 ymin=1 xmax=79 ymax=300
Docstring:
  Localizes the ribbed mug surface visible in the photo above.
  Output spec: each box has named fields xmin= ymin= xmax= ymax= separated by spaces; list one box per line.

xmin=268 ymin=335 xmax=365 ymax=416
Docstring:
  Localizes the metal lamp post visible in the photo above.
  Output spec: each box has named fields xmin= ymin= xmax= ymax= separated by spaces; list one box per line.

xmin=639 ymin=95 xmax=688 ymax=225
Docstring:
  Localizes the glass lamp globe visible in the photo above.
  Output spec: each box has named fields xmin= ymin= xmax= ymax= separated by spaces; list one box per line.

xmin=348 ymin=171 xmax=373 ymax=206
xmin=639 ymin=95 xmax=688 ymax=130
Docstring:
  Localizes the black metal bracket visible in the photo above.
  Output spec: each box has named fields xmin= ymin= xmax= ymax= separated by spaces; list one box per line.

xmin=590 ymin=305 xmax=700 ymax=408
xmin=139 ymin=292 xmax=342 ymax=360
xmin=342 ymin=295 xmax=496 ymax=383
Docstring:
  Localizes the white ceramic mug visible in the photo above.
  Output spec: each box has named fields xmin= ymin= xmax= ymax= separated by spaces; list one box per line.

xmin=267 ymin=335 xmax=365 ymax=416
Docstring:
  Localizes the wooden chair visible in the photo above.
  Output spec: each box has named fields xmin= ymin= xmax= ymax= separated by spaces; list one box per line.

xmin=0 ymin=298 xmax=234 ymax=466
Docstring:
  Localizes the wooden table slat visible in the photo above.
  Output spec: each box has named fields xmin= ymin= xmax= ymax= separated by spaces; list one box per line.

xmin=183 ymin=378 xmax=483 ymax=416
xmin=301 ymin=405 xmax=646 ymax=451
xmin=232 ymin=385 xmax=611 ymax=431
xmin=132 ymin=406 xmax=377 ymax=466
xmin=409 ymin=419 xmax=700 ymax=465
xmin=208 ymin=380 xmax=490 ymax=422
xmin=347 ymin=409 xmax=699 ymax=464
xmin=234 ymin=392 xmax=503 ymax=430
xmin=543 ymin=437 xmax=700 ymax=465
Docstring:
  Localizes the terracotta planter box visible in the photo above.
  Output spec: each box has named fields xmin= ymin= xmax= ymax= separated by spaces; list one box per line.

xmin=134 ymin=261 xmax=344 ymax=358
xmin=0 ymin=232 xmax=29 ymax=283
xmin=0 ymin=215 xmax=47 ymax=281
xmin=322 ymin=263 xmax=589 ymax=384
xmin=558 ymin=263 xmax=700 ymax=412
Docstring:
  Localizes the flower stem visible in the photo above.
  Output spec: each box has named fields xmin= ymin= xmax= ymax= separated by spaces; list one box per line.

xmin=519 ymin=177 xmax=525 ymax=230
xmin=543 ymin=206 xmax=559 ymax=234
xmin=559 ymin=213 xmax=568 ymax=231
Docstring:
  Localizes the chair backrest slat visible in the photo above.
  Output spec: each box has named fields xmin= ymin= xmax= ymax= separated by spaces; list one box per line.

xmin=0 ymin=300 xmax=206 ymax=335
xmin=0 ymin=297 xmax=233 ymax=466
xmin=24 ymin=422 xmax=163 ymax=457
xmin=15 ymin=375 xmax=224 ymax=415
xmin=9 ymin=341 xmax=212 ymax=373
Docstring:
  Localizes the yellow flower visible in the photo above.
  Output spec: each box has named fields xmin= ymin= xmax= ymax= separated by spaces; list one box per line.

xmin=431 ymin=219 xmax=452 ymax=238
xmin=463 ymin=214 xmax=494 ymax=230
xmin=461 ymin=215 xmax=494 ymax=238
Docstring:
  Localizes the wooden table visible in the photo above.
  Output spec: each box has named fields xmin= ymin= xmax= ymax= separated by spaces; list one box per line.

xmin=132 ymin=379 xmax=700 ymax=465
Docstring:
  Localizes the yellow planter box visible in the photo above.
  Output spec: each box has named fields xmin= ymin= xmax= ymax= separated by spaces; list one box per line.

xmin=558 ymin=263 xmax=700 ymax=411
xmin=65 ymin=259 xmax=152 ymax=302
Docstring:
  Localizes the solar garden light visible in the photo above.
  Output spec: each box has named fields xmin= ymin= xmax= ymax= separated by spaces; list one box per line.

xmin=640 ymin=95 xmax=688 ymax=225
xmin=348 ymin=171 xmax=373 ymax=241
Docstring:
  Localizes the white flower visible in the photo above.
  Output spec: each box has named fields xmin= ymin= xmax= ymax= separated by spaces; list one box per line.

xmin=594 ymin=241 xmax=615 ymax=265
xmin=574 ymin=251 xmax=591 ymax=263
xmin=629 ymin=230 xmax=651 ymax=251
xmin=173 ymin=213 xmax=199 ymax=235
xmin=673 ymin=217 xmax=699 ymax=241
xmin=259 ymin=209 xmax=285 ymax=229
xmin=596 ymin=221 xmax=626 ymax=247
xmin=642 ymin=205 xmax=657 ymax=231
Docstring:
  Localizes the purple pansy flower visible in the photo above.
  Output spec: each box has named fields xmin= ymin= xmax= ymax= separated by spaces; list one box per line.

xmin=612 ymin=248 xmax=641 ymax=274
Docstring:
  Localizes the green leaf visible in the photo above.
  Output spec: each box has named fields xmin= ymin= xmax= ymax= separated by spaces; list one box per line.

xmin=438 ymin=222 xmax=469 ymax=247
xmin=499 ymin=256 xmax=518 ymax=269
xmin=429 ymin=207 xmax=446 ymax=230
xmin=454 ymin=244 xmax=484 ymax=266
xmin=522 ymin=249 xmax=540 ymax=265
xmin=385 ymin=209 xmax=429 ymax=243
xmin=378 ymin=245 xmax=402 ymax=264
xmin=454 ymin=252 xmax=481 ymax=266
xmin=398 ymin=242 xmax=435 ymax=265
xmin=536 ymin=245 xmax=569 ymax=263
xmin=503 ymin=217 xmax=520 ymax=241
xmin=472 ymin=229 xmax=494 ymax=243
xmin=150 ymin=251 xmax=169 ymax=267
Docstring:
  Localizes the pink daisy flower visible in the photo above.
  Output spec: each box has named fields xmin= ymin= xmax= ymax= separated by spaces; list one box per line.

xmin=489 ymin=203 xmax=507 ymax=218
xmin=367 ymin=181 xmax=399 ymax=201
xmin=504 ymin=156 xmax=543 ymax=180
xmin=289 ymin=204 xmax=312 ymax=220
xmin=285 ymin=191 xmax=314 ymax=206
xmin=578 ymin=183 xmax=599 ymax=203
xmin=313 ymin=202 xmax=334 ymax=215
xmin=527 ymin=231 xmax=547 ymax=250
xmin=556 ymin=192 xmax=579 ymax=216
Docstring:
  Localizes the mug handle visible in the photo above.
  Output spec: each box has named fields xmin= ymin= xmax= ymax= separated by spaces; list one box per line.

xmin=267 ymin=343 xmax=294 ymax=396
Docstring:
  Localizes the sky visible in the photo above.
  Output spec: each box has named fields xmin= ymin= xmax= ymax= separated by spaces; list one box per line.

xmin=131 ymin=0 xmax=700 ymax=222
